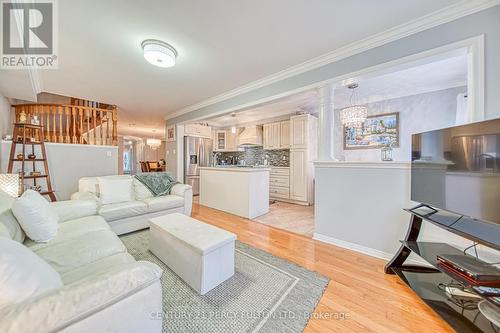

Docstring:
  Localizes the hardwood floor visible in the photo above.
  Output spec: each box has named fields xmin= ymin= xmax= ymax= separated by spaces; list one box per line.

xmin=192 ymin=203 xmax=455 ymax=333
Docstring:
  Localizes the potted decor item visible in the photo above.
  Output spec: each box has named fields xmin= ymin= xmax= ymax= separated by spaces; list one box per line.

xmin=30 ymin=115 xmax=40 ymax=126
xmin=381 ymin=143 xmax=393 ymax=161
xmin=16 ymin=153 xmax=24 ymax=160
xmin=18 ymin=111 xmax=27 ymax=123
xmin=30 ymin=185 xmax=42 ymax=192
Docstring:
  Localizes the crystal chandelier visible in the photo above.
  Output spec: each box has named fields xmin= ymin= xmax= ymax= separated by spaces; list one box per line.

xmin=146 ymin=138 xmax=161 ymax=150
xmin=341 ymin=83 xmax=367 ymax=127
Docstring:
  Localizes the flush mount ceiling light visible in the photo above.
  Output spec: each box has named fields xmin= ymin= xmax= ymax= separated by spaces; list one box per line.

xmin=141 ymin=39 xmax=177 ymax=68
xmin=341 ymin=83 xmax=368 ymax=127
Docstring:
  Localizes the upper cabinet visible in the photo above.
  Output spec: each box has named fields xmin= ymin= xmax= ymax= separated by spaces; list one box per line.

xmin=215 ymin=130 xmax=227 ymax=151
xmin=263 ymin=121 xmax=287 ymax=150
xmin=213 ymin=129 xmax=239 ymax=152
xmin=290 ymin=115 xmax=308 ymax=149
xmin=280 ymin=120 xmax=290 ymax=149
xmin=184 ymin=124 xmax=212 ymax=138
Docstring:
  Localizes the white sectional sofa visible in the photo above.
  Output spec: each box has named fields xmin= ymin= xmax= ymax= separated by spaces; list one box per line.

xmin=0 ymin=190 xmax=163 ymax=333
xmin=71 ymin=175 xmax=193 ymax=235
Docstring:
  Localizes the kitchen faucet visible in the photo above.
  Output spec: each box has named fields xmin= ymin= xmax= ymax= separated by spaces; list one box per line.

xmin=213 ymin=152 xmax=222 ymax=167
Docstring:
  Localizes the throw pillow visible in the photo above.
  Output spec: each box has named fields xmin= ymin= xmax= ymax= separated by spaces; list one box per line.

xmin=11 ymin=190 xmax=59 ymax=243
xmin=0 ymin=190 xmax=25 ymax=242
xmin=98 ymin=177 xmax=134 ymax=205
xmin=0 ymin=238 xmax=63 ymax=309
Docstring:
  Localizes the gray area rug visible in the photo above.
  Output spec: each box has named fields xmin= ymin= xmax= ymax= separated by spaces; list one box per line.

xmin=120 ymin=230 xmax=329 ymax=333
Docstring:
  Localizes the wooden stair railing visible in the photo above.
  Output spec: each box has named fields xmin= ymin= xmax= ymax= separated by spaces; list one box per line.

xmin=13 ymin=104 xmax=118 ymax=146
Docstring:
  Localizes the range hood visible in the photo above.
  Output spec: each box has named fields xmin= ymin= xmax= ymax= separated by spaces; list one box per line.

xmin=237 ymin=125 xmax=263 ymax=147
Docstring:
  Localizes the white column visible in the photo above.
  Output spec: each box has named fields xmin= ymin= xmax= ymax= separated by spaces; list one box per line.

xmin=317 ymin=85 xmax=335 ymax=161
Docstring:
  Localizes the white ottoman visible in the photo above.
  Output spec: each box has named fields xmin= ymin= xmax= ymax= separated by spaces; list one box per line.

xmin=149 ymin=213 xmax=237 ymax=295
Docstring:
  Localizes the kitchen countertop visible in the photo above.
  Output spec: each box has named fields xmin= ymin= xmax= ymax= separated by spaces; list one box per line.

xmin=199 ymin=166 xmax=271 ymax=172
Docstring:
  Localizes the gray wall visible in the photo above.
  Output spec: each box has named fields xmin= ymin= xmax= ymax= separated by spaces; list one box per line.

xmin=168 ymin=6 xmax=500 ymax=124
xmin=1 ymin=141 xmax=118 ymax=200
xmin=334 ymin=87 xmax=466 ymax=162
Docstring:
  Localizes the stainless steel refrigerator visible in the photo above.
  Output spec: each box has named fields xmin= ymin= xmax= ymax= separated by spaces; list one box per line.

xmin=184 ymin=136 xmax=213 ymax=195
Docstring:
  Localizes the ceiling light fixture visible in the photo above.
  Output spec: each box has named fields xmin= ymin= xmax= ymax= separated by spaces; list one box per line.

xmin=147 ymin=138 xmax=161 ymax=150
xmin=341 ymin=83 xmax=367 ymax=127
xmin=147 ymin=130 xmax=162 ymax=150
xmin=141 ymin=39 xmax=177 ymax=68
xmin=231 ymin=113 xmax=237 ymax=134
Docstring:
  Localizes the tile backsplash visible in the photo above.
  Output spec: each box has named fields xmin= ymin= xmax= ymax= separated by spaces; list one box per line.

xmin=215 ymin=147 xmax=289 ymax=167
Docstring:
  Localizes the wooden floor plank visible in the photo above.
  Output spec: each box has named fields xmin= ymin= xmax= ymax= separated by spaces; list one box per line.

xmin=192 ymin=203 xmax=455 ymax=332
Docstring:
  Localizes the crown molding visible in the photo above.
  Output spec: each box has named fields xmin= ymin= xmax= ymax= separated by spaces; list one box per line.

xmin=166 ymin=0 xmax=500 ymax=121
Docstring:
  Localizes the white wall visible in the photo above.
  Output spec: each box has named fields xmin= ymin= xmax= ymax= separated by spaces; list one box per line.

xmin=333 ymin=87 xmax=465 ymax=162
xmin=0 ymin=94 xmax=13 ymax=168
xmin=314 ymin=163 xmax=500 ymax=263
xmin=1 ymin=141 xmax=118 ymax=200
xmin=314 ymin=88 xmax=500 ymax=263
xmin=164 ymin=124 xmax=184 ymax=181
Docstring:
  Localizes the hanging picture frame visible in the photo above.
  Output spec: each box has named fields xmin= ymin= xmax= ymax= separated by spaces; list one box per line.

xmin=166 ymin=125 xmax=176 ymax=142
xmin=344 ymin=112 xmax=399 ymax=150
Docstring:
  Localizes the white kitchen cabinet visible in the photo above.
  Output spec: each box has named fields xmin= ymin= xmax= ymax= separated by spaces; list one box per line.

xmin=225 ymin=130 xmax=238 ymax=151
xmin=269 ymin=167 xmax=290 ymax=200
xmin=215 ymin=131 xmax=227 ymax=151
xmin=184 ymin=124 xmax=212 ymax=138
xmin=290 ymin=150 xmax=307 ymax=201
xmin=213 ymin=129 xmax=240 ymax=152
xmin=263 ymin=122 xmax=282 ymax=150
xmin=263 ymin=123 xmax=273 ymax=149
xmin=289 ymin=114 xmax=317 ymax=205
xmin=290 ymin=115 xmax=308 ymax=149
xmin=280 ymin=120 xmax=290 ymax=149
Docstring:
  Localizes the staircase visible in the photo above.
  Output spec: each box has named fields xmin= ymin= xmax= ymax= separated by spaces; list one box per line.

xmin=13 ymin=101 xmax=118 ymax=146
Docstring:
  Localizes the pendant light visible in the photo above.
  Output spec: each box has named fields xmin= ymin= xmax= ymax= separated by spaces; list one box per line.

xmin=341 ymin=83 xmax=367 ymax=127
xmin=230 ymin=112 xmax=237 ymax=134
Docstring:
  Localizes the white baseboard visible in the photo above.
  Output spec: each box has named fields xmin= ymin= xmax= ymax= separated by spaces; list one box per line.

xmin=313 ymin=233 xmax=393 ymax=260
xmin=312 ymin=233 xmax=427 ymax=266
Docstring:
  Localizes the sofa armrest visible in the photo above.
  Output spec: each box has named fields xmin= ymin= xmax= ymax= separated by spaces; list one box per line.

xmin=171 ymin=184 xmax=193 ymax=216
xmin=51 ymin=200 xmax=98 ymax=223
xmin=0 ymin=261 xmax=163 ymax=333
xmin=70 ymin=191 xmax=99 ymax=202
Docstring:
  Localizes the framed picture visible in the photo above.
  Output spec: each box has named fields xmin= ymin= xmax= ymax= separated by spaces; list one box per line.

xmin=166 ymin=125 xmax=176 ymax=142
xmin=344 ymin=112 xmax=399 ymax=150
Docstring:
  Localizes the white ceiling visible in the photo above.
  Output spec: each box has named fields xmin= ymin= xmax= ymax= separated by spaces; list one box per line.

xmin=205 ymin=54 xmax=467 ymax=128
xmin=0 ymin=0 xmax=461 ymax=136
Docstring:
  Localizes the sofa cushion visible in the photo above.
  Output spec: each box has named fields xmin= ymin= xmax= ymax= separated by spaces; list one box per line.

xmin=98 ymin=177 xmax=133 ymax=205
xmin=141 ymin=195 xmax=184 ymax=213
xmin=61 ymin=252 xmax=136 ymax=285
xmin=133 ymin=178 xmax=153 ymax=200
xmin=0 ymin=238 xmax=63 ymax=309
xmin=12 ymin=190 xmax=59 ymax=243
xmin=24 ymin=215 xmax=110 ymax=251
xmin=78 ymin=175 xmax=133 ymax=197
xmin=0 ymin=190 xmax=24 ymax=242
xmin=51 ymin=200 xmax=98 ymax=223
xmin=99 ymin=201 xmax=148 ymax=221
xmin=32 ymin=230 xmax=127 ymax=274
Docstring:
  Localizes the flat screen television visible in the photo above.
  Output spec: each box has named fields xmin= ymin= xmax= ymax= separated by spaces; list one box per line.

xmin=411 ymin=118 xmax=500 ymax=250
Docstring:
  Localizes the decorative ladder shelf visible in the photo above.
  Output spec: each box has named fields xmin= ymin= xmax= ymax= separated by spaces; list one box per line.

xmin=7 ymin=123 xmax=57 ymax=201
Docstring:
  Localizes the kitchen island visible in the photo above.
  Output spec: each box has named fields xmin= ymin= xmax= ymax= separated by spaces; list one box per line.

xmin=199 ymin=167 xmax=270 ymax=219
